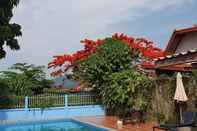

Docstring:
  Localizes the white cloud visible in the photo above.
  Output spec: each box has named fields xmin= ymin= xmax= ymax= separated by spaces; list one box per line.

xmin=0 ymin=0 xmax=193 ymax=72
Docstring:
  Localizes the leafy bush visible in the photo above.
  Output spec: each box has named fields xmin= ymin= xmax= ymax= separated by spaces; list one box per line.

xmin=0 ymin=63 xmax=53 ymax=95
xmin=43 ymin=88 xmax=70 ymax=94
xmin=73 ymin=38 xmax=132 ymax=91
xmin=72 ymin=38 xmax=153 ymax=120
xmin=153 ymin=71 xmax=197 ymax=123
xmin=29 ymin=97 xmax=54 ymax=109
xmin=102 ymin=70 xmax=153 ymax=120
xmin=0 ymin=79 xmax=13 ymax=108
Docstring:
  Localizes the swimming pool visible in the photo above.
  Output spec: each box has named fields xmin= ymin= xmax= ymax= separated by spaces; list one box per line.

xmin=0 ymin=119 xmax=108 ymax=131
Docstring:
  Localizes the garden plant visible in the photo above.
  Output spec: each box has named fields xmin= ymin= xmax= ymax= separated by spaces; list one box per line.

xmin=49 ymin=33 xmax=164 ymax=121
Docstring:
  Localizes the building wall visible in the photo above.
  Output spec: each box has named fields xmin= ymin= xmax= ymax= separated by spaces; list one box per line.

xmin=175 ymin=32 xmax=197 ymax=53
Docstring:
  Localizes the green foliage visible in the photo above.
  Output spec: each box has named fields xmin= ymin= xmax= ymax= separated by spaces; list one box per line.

xmin=30 ymin=97 xmax=54 ymax=109
xmin=68 ymin=95 xmax=99 ymax=106
xmin=0 ymin=78 xmax=9 ymax=96
xmin=0 ymin=0 xmax=22 ymax=58
xmin=102 ymin=70 xmax=153 ymax=119
xmin=73 ymin=38 xmax=132 ymax=90
xmin=154 ymin=71 xmax=197 ymax=123
xmin=0 ymin=63 xmax=53 ymax=95
xmin=43 ymin=88 xmax=71 ymax=94
xmin=0 ymin=78 xmax=13 ymax=108
xmin=72 ymin=38 xmax=153 ymax=120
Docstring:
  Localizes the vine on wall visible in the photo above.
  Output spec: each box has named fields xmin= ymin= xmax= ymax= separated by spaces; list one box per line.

xmin=153 ymin=72 xmax=197 ymax=123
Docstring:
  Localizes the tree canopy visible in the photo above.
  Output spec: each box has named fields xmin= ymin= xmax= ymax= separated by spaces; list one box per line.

xmin=48 ymin=33 xmax=165 ymax=76
xmin=0 ymin=63 xmax=52 ymax=95
xmin=49 ymin=35 xmax=156 ymax=119
xmin=71 ymin=38 xmax=153 ymax=116
xmin=72 ymin=38 xmax=132 ymax=90
xmin=0 ymin=0 xmax=22 ymax=58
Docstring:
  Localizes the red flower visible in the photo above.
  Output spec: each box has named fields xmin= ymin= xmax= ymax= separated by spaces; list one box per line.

xmin=48 ymin=33 xmax=165 ymax=76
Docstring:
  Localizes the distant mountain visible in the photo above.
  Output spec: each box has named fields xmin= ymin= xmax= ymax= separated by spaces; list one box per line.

xmin=53 ymin=76 xmax=78 ymax=89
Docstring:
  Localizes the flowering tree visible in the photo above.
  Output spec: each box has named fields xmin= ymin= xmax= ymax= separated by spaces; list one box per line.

xmin=48 ymin=33 xmax=165 ymax=76
xmin=48 ymin=34 xmax=165 ymax=119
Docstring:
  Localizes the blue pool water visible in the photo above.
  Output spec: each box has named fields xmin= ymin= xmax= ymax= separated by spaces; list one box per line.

xmin=0 ymin=119 xmax=108 ymax=131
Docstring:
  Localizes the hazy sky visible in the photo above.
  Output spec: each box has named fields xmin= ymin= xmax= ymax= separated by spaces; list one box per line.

xmin=0 ymin=0 xmax=197 ymax=73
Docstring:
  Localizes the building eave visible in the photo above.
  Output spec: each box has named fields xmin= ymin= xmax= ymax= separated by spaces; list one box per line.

xmin=165 ymin=26 xmax=197 ymax=55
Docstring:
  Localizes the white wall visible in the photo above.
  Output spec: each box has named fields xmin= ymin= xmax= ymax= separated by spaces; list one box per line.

xmin=175 ymin=32 xmax=197 ymax=53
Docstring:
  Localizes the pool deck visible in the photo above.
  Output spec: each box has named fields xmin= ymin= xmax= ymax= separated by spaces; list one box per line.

xmin=74 ymin=116 xmax=160 ymax=131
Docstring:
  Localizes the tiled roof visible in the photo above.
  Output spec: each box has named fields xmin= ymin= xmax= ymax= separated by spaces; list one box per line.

xmin=155 ymin=49 xmax=197 ymax=61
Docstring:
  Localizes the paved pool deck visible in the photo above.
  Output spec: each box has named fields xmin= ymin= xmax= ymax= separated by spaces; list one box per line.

xmin=74 ymin=116 xmax=159 ymax=131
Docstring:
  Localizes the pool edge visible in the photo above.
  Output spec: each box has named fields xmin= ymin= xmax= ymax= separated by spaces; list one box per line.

xmin=72 ymin=117 xmax=116 ymax=131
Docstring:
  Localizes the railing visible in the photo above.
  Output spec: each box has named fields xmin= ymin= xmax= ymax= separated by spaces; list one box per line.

xmin=0 ymin=93 xmax=100 ymax=109
xmin=68 ymin=93 xmax=99 ymax=106
xmin=0 ymin=96 xmax=25 ymax=109
xmin=28 ymin=94 xmax=65 ymax=108
xmin=12 ymin=96 xmax=25 ymax=108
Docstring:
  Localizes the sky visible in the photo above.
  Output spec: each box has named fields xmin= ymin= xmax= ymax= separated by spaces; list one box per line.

xmin=0 ymin=0 xmax=197 ymax=74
